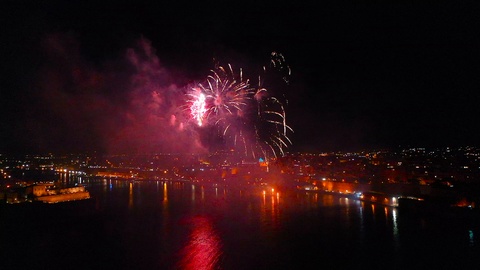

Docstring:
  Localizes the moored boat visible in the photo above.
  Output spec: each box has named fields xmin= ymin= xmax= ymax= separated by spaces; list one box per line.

xmin=358 ymin=191 xmax=400 ymax=207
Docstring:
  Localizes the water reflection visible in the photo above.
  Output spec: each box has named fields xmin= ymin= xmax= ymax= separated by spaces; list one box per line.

xmin=358 ymin=201 xmax=401 ymax=250
xmin=103 ymin=178 xmax=108 ymax=193
xmin=259 ymin=189 xmax=281 ymax=230
xmin=52 ymin=178 xmax=480 ymax=268
xmin=359 ymin=202 xmax=365 ymax=242
xmin=177 ymin=216 xmax=222 ymax=270
xmin=322 ymin=195 xmax=334 ymax=206
xmin=128 ymin=182 xmax=133 ymax=209
xmin=271 ymin=192 xmax=276 ymax=225
xmin=392 ymin=208 xmax=399 ymax=250
xmin=163 ymin=182 xmax=168 ymax=204
xmin=392 ymin=208 xmax=398 ymax=236
xmin=469 ymin=230 xmax=475 ymax=247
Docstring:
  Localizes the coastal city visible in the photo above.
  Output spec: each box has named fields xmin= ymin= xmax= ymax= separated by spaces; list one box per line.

xmin=3 ymin=2 xmax=480 ymax=269
xmin=2 ymin=145 xmax=480 ymax=210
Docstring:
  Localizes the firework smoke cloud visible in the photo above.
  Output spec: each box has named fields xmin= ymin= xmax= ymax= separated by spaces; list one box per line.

xmin=30 ymin=34 xmax=292 ymax=158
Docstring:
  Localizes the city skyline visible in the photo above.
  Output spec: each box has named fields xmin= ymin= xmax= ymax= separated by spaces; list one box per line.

xmin=2 ymin=1 xmax=480 ymax=155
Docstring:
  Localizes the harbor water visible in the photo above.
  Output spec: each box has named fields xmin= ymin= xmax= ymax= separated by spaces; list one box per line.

xmin=1 ymin=178 xmax=480 ymax=269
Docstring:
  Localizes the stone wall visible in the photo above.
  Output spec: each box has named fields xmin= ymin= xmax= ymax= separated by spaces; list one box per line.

xmin=317 ymin=180 xmax=451 ymax=198
xmin=35 ymin=192 xmax=90 ymax=203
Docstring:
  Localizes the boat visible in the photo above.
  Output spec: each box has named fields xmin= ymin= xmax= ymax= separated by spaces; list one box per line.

xmin=358 ymin=191 xmax=400 ymax=207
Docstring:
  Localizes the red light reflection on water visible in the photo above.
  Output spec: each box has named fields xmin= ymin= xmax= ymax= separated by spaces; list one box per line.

xmin=177 ymin=216 xmax=222 ymax=270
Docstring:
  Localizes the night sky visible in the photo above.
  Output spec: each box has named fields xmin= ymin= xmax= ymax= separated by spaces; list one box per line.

xmin=1 ymin=1 xmax=480 ymax=154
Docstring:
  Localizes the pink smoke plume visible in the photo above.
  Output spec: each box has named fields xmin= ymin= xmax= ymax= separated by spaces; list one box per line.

xmin=32 ymin=33 xmax=206 ymax=154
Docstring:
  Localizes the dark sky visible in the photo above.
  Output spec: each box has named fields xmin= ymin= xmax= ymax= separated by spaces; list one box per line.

xmin=2 ymin=1 xmax=480 ymax=154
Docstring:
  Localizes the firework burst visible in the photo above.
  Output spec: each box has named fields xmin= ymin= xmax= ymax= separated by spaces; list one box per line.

xmin=186 ymin=53 xmax=293 ymax=160
xmin=188 ymin=89 xmax=207 ymax=126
